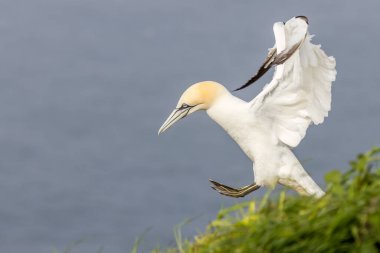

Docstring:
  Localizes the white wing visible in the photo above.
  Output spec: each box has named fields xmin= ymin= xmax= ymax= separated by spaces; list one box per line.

xmin=250 ymin=17 xmax=336 ymax=148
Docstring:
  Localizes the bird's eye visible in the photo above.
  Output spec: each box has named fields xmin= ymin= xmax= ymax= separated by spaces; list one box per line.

xmin=181 ymin=103 xmax=189 ymax=109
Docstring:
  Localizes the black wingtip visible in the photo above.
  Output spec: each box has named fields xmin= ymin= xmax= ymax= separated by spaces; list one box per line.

xmin=296 ymin=15 xmax=309 ymax=24
xmin=233 ymin=85 xmax=246 ymax=92
xmin=234 ymin=64 xmax=273 ymax=92
xmin=233 ymin=82 xmax=252 ymax=92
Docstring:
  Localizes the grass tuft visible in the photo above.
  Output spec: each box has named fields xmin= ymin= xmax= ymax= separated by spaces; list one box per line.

xmin=152 ymin=147 xmax=380 ymax=253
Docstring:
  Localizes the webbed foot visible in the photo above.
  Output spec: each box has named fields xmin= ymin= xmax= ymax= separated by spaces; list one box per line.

xmin=209 ymin=179 xmax=260 ymax=198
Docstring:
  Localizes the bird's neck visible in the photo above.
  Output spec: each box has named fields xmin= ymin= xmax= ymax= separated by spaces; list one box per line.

xmin=206 ymin=93 xmax=248 ymax=132
xmin=206 ymin=93 xmax=256 ymax=163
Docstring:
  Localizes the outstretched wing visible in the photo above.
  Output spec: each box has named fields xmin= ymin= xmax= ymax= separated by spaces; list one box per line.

xmin=250 ymin=17 xmax=336 ymax=148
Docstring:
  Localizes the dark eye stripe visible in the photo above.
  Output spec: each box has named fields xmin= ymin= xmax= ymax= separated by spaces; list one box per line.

xmin=177 ymin=103 xmax=199 ymax=110
xmin=179 ymin=103 xmax=191 ymax=110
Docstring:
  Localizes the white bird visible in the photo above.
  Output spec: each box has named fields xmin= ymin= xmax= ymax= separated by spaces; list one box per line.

xmin=158 ymin=16 xmax=336 ymax=198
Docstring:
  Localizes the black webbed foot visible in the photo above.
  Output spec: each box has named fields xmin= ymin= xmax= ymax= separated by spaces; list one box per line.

xmin=209 ymin=179 xmax=260 ymax=198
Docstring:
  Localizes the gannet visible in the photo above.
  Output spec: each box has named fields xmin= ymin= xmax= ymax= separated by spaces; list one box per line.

xmin=158 ymin=16 xmax=336 ymax=198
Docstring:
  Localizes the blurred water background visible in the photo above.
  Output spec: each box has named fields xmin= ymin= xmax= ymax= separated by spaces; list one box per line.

xmin=0 ymin=0 xmax=379 ymax=252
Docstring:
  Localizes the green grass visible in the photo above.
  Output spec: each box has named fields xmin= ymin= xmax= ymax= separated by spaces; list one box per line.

xmin=151 ymin=147 xmax=380 ymax=253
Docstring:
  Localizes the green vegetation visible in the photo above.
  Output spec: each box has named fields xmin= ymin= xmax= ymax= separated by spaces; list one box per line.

xmin=152 ymin=147 xmax=380 ymax=253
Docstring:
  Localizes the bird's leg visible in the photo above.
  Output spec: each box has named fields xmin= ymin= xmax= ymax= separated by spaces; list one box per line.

xmin=209 ymin=179 xmax=260 ymax=198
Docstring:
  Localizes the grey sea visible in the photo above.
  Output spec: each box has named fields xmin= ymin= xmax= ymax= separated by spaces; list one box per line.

xmin=0 ymin=0 xmax=379 ymax=252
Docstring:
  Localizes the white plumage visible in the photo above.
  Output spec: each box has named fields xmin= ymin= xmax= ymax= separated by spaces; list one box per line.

xmin=252 ymin=18 xmax=336 ymax=148
xmin=159 ymin=16 xmax=336 ymax=198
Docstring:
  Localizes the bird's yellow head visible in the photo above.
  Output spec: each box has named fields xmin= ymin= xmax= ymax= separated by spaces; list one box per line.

xmin=158 ymin=81 xmax=227 ymax=135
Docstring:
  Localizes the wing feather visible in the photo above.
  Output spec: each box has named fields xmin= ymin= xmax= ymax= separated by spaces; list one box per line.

xmin=251 ymin=19 xmax=336 ymax=148
xmin=235 ymin=47 xmax=277 ymax=91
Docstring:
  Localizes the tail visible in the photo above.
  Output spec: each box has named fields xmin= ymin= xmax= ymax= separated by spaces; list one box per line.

xmin=278 ymin=149 xmax=325 ymax=198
